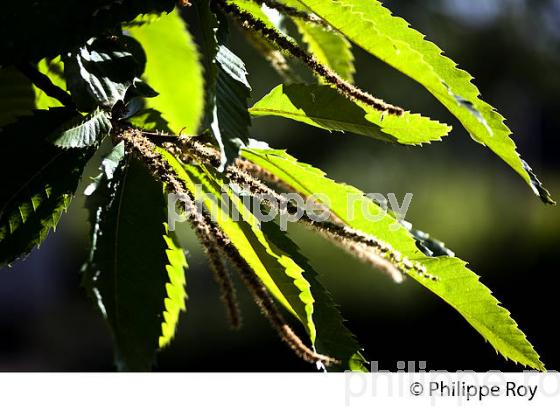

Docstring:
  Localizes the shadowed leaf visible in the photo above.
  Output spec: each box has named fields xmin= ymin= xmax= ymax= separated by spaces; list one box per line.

xmin=49 ymin=108 xmax=112 ymax=149
xmin=84 ymin=156 xmax=187 ymax=370
xmin=0 ymin=109 xmax=91 ymax=267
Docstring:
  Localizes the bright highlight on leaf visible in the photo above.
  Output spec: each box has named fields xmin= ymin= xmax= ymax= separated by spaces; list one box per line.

xmin=279 ymin=0 xmax=355 ymax=82
xmin=34 ymin=57 xmax=66 ymax=109
xmin=160 ymin=225 xmax=189 ymax=348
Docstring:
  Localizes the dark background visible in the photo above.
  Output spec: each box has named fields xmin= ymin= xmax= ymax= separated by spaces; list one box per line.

xmin=1 ymin=0 xmax=559 ymax=371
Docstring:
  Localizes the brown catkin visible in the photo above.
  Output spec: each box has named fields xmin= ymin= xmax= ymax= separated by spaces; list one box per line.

xmin=117 ymin=128 xmax=338 ymax=365
xmin=244 ymin=28 xmax=303 ymax=83
xmin=223 ymin=243 xmax=339 ymax=366
xmin=146 ymin=130 xmax=436 ymax=282
xmin=205 ymin=243 xmax=242 ymax=329
xmin=216 ymin=0 xmax=404 ymax=115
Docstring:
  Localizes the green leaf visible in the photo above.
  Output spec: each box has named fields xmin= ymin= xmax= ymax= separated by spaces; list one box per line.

xmin=251 ymin=84 xmax=451 ymax=144
xmin=296 ymin=0 xmax=553 ymax=203
xmin=278 ymin=0 xmax=354 ymax=82
xmin=186 ymin=1 xmax=251 ymax=169
xmin=84 ymin=156 xmax=187 ymax=370
xmin=0 ymin=109 xmax=91 ymax=267
xmin=64 ymin=36 xmax=145 ymax=111
xmin=34 ymin=57 xmax=67 ymax=110
xmin=160 ymin=226 xmax=189 ymax=348
xmin=49 ymin=108 xmax=112 ymax=149
xmin=0 ymin=67 xmax=35 ymax=126
xmin=84 ymin=142 xmax=126 ymax=196
xmin=129 ymin=109 xmax=172 ymax=133
xmin=182 ymin=0 xmax=220 ymax=133
xmin=226 ymin=0 xmax=282 ymax=32
xmin=296 ymin=20 xmax=354 ymax=83
xmin=129 ymin=10 xmax=205 ymax=134
xmin=241 ymin=145 xmax=544 ymax=370
xmin=261 ymin=221 xmax=367 ymax=371
xmin=159 ymin=150 xmax=317 ymax=344
xmin=99 ymin=142 xmax=126 ymax=180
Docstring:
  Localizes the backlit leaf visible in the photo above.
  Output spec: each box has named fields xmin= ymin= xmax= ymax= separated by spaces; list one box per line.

xmin=129 ymin=10 xmax=205 ymax=134
xmin=84 ymin=156 xmax=187 ymax=370
xmin=297 ymin=0 xmax=553 ymax=203
xmin=241 ymin=145 xmax=544 ymax=370
xmin=251 ymin=83 xmax=451 ymax=144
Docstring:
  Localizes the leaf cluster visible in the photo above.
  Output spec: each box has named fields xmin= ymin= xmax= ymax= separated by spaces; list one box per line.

xmin=0 ymin=0 xmax=553 ymax=371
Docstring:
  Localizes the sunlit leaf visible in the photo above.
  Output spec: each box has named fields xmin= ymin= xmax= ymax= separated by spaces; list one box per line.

xmin=251 ymin=83 xmax=451 ymax=144
xmin=160 ymin=226 xmax=189 ymax=348
xmin=129 ymin=10 xmax=205 ymax=134
xmin=278 ymin=0 xmax=354 ymax=81
xmin=297 ymin=0 xmax=553 ymax=203
xmin=227 ymin=0 xmax=283 ymax=32
xmin=241 ymin=145 xmax=544 ymax=370
xmin=159 ymin=150 xmax=317 ymax=344
xmin=34 ymin=57 xmax=66 ymax=109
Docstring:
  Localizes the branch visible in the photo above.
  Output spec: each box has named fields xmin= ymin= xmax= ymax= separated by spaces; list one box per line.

xmin=16 ymin=61 xmax=75 ymax=108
